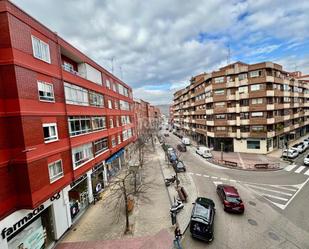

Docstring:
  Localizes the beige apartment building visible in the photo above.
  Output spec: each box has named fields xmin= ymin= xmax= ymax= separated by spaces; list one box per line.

xmin=173 ymin=62 xmax=309 ymax=154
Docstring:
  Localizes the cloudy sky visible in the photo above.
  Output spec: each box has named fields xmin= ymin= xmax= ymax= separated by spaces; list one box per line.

xmin=12 ymin=0 xmax=309 ymax=105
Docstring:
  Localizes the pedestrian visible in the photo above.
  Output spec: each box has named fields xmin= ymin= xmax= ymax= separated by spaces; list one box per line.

xmin=174 ymin=225 xmax=183 ymax=249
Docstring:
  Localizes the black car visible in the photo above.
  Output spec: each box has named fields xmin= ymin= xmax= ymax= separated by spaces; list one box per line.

xmin=177 ymin=144 xmax=187 ymax=152
xmin=190 ymin=197 xmax=215 ymax=242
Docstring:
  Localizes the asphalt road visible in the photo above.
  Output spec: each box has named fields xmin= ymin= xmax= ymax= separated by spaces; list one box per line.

xmin=161 ymin=131 xmax=309 ymax=249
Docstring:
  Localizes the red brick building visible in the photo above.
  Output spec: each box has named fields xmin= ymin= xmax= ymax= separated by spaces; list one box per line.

xmin=0 ymin=1 xmax=135 ymax=248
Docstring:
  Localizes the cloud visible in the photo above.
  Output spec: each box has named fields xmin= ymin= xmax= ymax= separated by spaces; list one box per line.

xmin=11 ymin=0 xmax=309 ymax=105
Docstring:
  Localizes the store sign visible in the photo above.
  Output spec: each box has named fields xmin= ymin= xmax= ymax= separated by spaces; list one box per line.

xmin=70 ymin=174 xmax=87 ymax=188
xmin=50 ymin=192 xmax=61 ymax=201
xmin=1 ymin=205 xmax=44 ymax=239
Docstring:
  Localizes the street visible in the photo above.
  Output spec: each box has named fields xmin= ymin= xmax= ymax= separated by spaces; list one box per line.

xmin=162 ymin=131 xmax=309 ymax=249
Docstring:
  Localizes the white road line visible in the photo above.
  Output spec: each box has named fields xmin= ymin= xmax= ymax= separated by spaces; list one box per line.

xmin=247 ymin=185 xmax=293 ymax=196
xmin=284 ymin=164 xmax=297 ymax=172
xmin=283 ymin=177 xmax=309 ymax=209
xmin=188 ymin=172 xmax=194 ymax=175
xmin=220 ymin=178 xmax=227 ymax=181
xmin=211 ymin=176 xmax=218 ymax=179
xmin=295 ymin=166 xmax=306 ymax=173
xmin=213 ymin=181 xmax=223 ymax=186
xmin=196 ymin=173 xmax=202 ymax=176
xmin=230 ymin=179 xmax=237 ymax=183
xmin=304 ymin=169 xmax=309 ymax=176
xmin=203 ymin=175 xmax=210 ymax=178
xmin=267 ymin=185 xmax=298 ymax=191
xmin=262 ymin=194 xmax=288 ymax=202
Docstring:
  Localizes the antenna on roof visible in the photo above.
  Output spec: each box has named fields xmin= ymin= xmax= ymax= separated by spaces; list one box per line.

xmin=227 ymin=44 xmax=231 ymax=65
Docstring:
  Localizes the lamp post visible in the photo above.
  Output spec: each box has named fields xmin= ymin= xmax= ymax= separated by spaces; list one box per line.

xmin=8 ymin=147 xmax=36 ymax=172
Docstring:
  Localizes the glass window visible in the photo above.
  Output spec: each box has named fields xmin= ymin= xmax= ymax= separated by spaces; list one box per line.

xmin=251 ymin=125 xmax=264 ymax=131
xmin=216 ymin=127 xmax=226 ymax=131
xmin=68 ymin=116 xmax=91 ymax=136
xmin=118 ymin=134 xmax=121 ymax=144
xmin=43 ymin=123 xmax=58 ymax=143
xmin=214 ymin=77 xmax=224 ymax=83
xmin=111 ymin=136 xmax=116 ymax=147
xmin=106 ymin=79 xmax=111 ymax=89
xmin=214 ymin=89 xmax=224 ymax=95
xmin=251 ymin=112 xmax=263 ymax=117
xmin=92 ymin=116 xmax=106 ymax=131
xmin=240 ymin=112 xmax=249 ymax=119
xmin=48 ymin=160 xmax=63 ymax=183
xmin=250 ymin=84 xmax=262 ymax=91
xmin=110 ymin=118 xmax=114 ymax=128
xmin=122 ymin=130 xmax=128 ymax=141
xmin=31 ymin=36 xmax=51 ymax=63
xmin=38 ymin=81 xmax=54 ymax=101
xmin=215 ymin=102 xmax=225 ymax=107
xmin=252 ymin=98 xmax=263 ymax=104
xmin=119 ymin=100 xmax=130 ymax=110
xmin=108 ymin=100 xmax=113 ymax=109
xmin=216 ymin=114 xmax=225 ymax=119
xmin=239 ymin=86 xmax=248 ymax=94
xmin=249 ymin=70 xmax=262 ymax=78
xmin=238 ymin=73 xmax=247 ymax=80
xmin=94 ymin=137 xmax=108 ymax=155
xmin=72 ymin=143 xmax=93 ymax=169
xmin=112 ymin=82 xmax=117 ymax=92
xmin=247 ymin=140 xmax=260 ymax=149
xmin=89 ymin=91 xmax=104 ymax=107
xmin=64 ymin=82 xmax=89 ymax=106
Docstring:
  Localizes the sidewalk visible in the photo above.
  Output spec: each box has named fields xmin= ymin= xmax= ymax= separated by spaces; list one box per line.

xmin=55 ymin=142 xmax=174 ymax=249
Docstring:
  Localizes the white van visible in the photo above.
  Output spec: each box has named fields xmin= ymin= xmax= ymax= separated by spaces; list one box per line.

xmin=196 ymin=146 xmax=212 ymax=158
xmin=182 ymin=137 xmax=190 ymax=145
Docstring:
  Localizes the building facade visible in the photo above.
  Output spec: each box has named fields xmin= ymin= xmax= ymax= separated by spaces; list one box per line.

xmin=0 ymin=1 xmax=136 ymax=248
xmin=173 ymin=62 xmax=309 ymax=154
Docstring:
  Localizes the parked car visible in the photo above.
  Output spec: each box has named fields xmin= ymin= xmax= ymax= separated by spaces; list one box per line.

xmin=177 ymin=143 xmax=187 ymax=152
xmin=196 ymin=146 xmax=212 ymax=158
xmin=172 ymin=160 xmax=186 ymax=172
xmin=168 ymin=152 xmax=178 ymax=163
xmin=304 ymin=154 xmax=309 ymax=166
xmin=182 ymin=137 xmax=190 ymax=145
xmin=291 ymin=143 xmax=306 ymax=153
xmin=190 ymin=197 xmax=215 ymax=242
xmin=302 ymin=141 xmax=309 ymax=150
xmin=282 ymin=148 xmax=299 ymax=159
xmin=167 ymin=147 xmax=176 ymax=155
xmin=164 ymin=133 xmax=169 ymax=137
xmin=216 ymin=184 xmax=244 ymax=213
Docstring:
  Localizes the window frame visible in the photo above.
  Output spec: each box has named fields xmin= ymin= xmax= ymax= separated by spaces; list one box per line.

xmin=48 ymin=160 xmax=64 ymax=183
xmin=31 ymin=35 xmax=51 ymax=63
xmin=247 ymin=140 xmax=261 ymax=149
xmin=37 ymin=81 xmax=55 ymax=102
xmin=43 ymin=123 xmax=58 ymax=143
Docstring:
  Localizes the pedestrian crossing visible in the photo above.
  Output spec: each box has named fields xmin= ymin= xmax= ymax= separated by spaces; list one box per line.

xmin=188 ymin=171 xmax=309 ymax=210
xmin=284 ymin=164 xmax=309 ymax=176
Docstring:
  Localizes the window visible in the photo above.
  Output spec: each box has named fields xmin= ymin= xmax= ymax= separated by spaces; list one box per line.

xmin=63 ymin=61 xmax=74 ymax=72
xmin=48 ymin=160 xmax=63 ymax=183
xmin=92 ymin=116 xmax=106 ymax=130
xmin=249 ymin=70 xmax=262 ymax=78
xmin=240 ymin=112 xmax=249 ymax=119
xmin=247 ymin=140 xmax=260 ymax=149
xmin=94 ymin=138 xmax=108 ymax=155
xmin=110 ymin=118 xmax=114 ymax=128
xmin=226 ymin=76 xmax=233 ymax=82
xmin=108 ymin=100 xmax=113 ymax=109
xmin=31 ymin=36 xmax=51 ymax=63
xmin=64 ymin=82 xmax=89 ymax=106
xmin=215 ymin=102 xmax=225 ymax=107
xmin=122 ymin=130 xmax=128 ymax=141
xmin=239 ymin=86 xmax=248 ymax=94
xmin=251 ymin=125 xmax=264 ymax=131
xmin=216 ymin=114 xmax=225 ymax=119
xmin=214 ymin=89 xmax=224 ymax=95
xmin=116 ymin=116 xmax=119 ymax=127
xmin=106 ymin=79 xmax=111 ymax=89
xmin=112 ymin=82 xmax=117 ymax=92
xmin=214 ymin=77 xmax=224 ymax=83
xmin=89 ymin=91 xmax=104 ymax=107
xmin=114 ymin=100 xmax=119 ymax=109
xmin=216 ymin=127 xmax=226 ymax=131
xmin=250 ymin=84 xmax=262 ymax=91
xmin=240 ymin=99 xmax=249 ymax=106
xmin=111 ymin=136 xmax=116 ymax=147
xmin=252 ymin=98 xmax=263 ymax=104
xmin=251 ymin=112 xmax=263 ymax=117
xmin=72 ymin=143 xmax=93 ymax=169
xmin=238 ymin=73 xmax=247 ymax=80
xmin=68 ymin=116 xmax=91 ymax=136
xmin=38 ymin=81 xmax=54 ymax=101
xmin=43 ymin=123 xmax=58 ymax=143
xmin=119 ymin=100 xmax=130 ymax=110
xmin=240 ymin=125 xmax=250 ymax=132
xmin=128 ymin=128 xmax=132 ymax=138
xmin=118 ymin=134 xmax=121 ymax=144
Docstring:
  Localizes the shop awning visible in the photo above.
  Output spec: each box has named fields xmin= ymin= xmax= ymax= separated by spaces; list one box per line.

xmin=106 ymin=148 xmax=125 ymax=163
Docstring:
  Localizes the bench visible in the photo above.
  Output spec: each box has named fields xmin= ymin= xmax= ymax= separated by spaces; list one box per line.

xmin=254 ymin=163 xmax=269 ymax=169
xmin=223 ymin=160 xmax=238 ymax=167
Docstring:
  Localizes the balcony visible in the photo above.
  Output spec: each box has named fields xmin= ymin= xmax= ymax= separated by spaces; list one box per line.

xmin=267 ymin=118 xmax=275 ymax=124
xmin=250 ymin=131 xmax=267 ymax=138
xmin=227 ymin=120 xmax=237 ymax=125
xmin=294 ymin=113 xmax=299 ymax=118
xmin=205 ymin=97 xmax=214 ymax=103
xmin=227 ymin=95 xmax=236 ymax=100
xmin=227 ymin=107 xmax=236 ymax=113
xmin=215 ymin=131 xmax=228 ymax=137
xmin=226 ymin=81 xmax=235 ymax=88
xmin=240 ymin=106 xmax=249 ymax=112
xmin=228 ymin=132 xmax=237 ymax=138
xmin=284 ymin=127 xmax=290 ymax=132
xmin=206 ymin=120 xmax=214 ymax=126
xmin=283 ymin=92 xmax=291 ymax=97
xmin=293 ymin=103 xmax=300 ymax=108
xmin=241 ymin=132 xmax=250 ymax=138
xmin=283 ymin=103 xmax=290 ymax=108
xmin=267 ymin=131 xmax=275 ymax=137
xmin=206 ymin=109 xmax=214 ymax=115
xmin=240 ymin=119 xmax=249 ymax=125
xmin=196 ymin=119 xmax=206 ymax=125
xmin=266 ymin=90 xmax=275 ymax=97
xmin=239 ymin=92 xmax=249 ymax=99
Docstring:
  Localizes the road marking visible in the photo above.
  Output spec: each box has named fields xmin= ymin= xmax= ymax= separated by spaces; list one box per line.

xmin=283 ymin=177 xmax=309 ymax=209
xmin=304 ymin=169 xmax=309 ymax=176
xmin=267 ymin=185 xmax=298 ymax=191
xmin=295 ymin=166 xmax=306 ymax=173
xmin=196 ymin=173 xmax=202 ymax=176
xmin=203 ymin=175 xmax=209 ymax=178
xmin=261 ymin=193 xmax=288 ymax=202
xmin=188 ymin=172 xmax=194 ymax=175
xmin=213 ymin=181 xmax=223 ymax=186
xmin=230 ymin=179 xmax=236 ymax=183
xmin=220 ymin=178 xmax=227 ymax=181
xmin=211 ymin=176 xmax=218 ymax=179
xmin=284 ymin=164 xmax=297 ymax=171
xmin=247 ymin=185 xmax=293 ymax=196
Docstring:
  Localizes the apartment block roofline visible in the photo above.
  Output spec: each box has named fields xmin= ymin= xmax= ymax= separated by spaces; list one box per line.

xmin=1 ymin=0 xmax=131 ymax=89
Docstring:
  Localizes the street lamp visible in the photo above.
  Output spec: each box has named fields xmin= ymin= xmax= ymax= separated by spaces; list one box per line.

xmin=8 ymin=147 xmax=36 ymax=172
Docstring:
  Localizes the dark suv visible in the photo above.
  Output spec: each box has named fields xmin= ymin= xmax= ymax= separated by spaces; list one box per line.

xmin=177 ymin=143 xmax=187 ymax=152
xmin=190 ymin=197 xmax=215 ymax=242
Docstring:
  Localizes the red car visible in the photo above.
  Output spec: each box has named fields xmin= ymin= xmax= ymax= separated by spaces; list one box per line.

xmin=216 ymin=184 xmax=244 ymax=213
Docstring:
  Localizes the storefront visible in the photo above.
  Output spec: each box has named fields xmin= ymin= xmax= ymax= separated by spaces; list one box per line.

xmin=91 ymin=162 xmax=107 ymax=197
xmin=68 ymin=174 xmax=91 ymax=222
xmin=0 ymin=191 xmax=70 ymax=249
xmin=105 ymin=149 xmax=124 ymax=181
